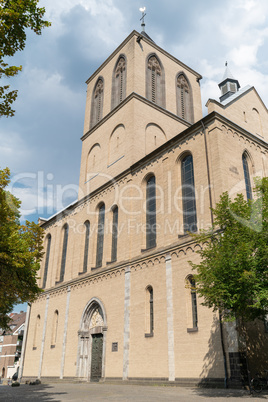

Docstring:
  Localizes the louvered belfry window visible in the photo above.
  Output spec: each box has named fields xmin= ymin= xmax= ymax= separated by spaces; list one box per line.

xmin=59 ymin=224 xmax=69 ymax=282
xmin=112 ymin=56 xmax=126 ymax=109
xmin=242 ymin=153 xmax=252 ymax=201
xmin=146 ymin=176 xmax=156 ymax=249
xmin=96 ymin=204 xmax=105 ymax=268
xmin=42 ymin=234 xmax=51 ymax=288
xmin=177 ymin=73 xmax=193 ymax=123
xmin=181 ymin=155 xmax=197 ymax=233
xmin=146 ymin=55 xmax=165 ymax=108
xmin=111 ymin=206 xmax=118 ymax=262
xmin=90 ymin=78 xmax=104 ymax=128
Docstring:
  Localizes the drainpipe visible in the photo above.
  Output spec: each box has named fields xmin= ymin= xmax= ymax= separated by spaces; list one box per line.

xmin=201 ymin=120 xmax=228 ymax=388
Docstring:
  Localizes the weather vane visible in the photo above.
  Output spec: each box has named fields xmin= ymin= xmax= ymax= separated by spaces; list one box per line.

xmin=139 ymin=7 xmax=146 ymax=32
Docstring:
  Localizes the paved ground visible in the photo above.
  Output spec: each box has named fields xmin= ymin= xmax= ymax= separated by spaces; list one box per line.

xmin=0 ymin=382 xmax=267 ymax=401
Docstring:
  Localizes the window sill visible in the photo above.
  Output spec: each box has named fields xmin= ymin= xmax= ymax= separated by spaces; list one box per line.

xmin=141 ymin=245 xmax=157 ymax=253
xmin=145 ymin=333 xmax=154 ymax=338
xmin=78 ymin=271 xmax=87 ymax=276
xmin=55 ymin=280 xmax=63 ymax=285
xmin=107 ymin=260 xmax=117 ymax=265
xmin=187 ymin=327 xmax=198 ymax=333
xmin=91 ymin=265 xmax=102 ymax=271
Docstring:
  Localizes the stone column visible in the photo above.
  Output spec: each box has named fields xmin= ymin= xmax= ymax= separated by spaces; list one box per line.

xmin=38 ymin=295 xmax=50 ymax=379
xmin=165 ymin=254 xmax=175 ymax=381
xmin=123 ymin=266 xmax=131 ymax=380
xmin=60 ymin=286 xmax=71 ymax=379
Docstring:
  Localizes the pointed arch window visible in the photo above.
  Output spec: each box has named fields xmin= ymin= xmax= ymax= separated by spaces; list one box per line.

xmin=96 ymin=204 xmax=105 ymax=268
xmin=112 ymin=56 xmax=126 ymax=109
xmin=42 ymin=234 xmax=51 ymax=289
xmin=83 ymin=221 xmax=90 ymax=273
xmin=177 ymin=73 xmax=193 ymax=123
xmin=59 ymin=224 xmax=69 ymax=282
xmin=51 ymin=310 xmax=59 ymax=348
xmin=111 ymin=206 xmax=118 ymax=262
xmin=186 ymin=276 xmax=198 ymax=331
xmin=146 ymin=55 xmax=165 ymax=108
xmin=146 ymin=175 xmax=156 ymax=249
xmin=90 ymin=78 xmax=104 ymax=128
xmin=33 ymin=315 xmax=40 ymax=350
xmin=242 ymin=153 xmax=252 ymax=201
xmin=181 ymin=154 xmax=197 ymax=233
xmin=145 ymin=286 xmax=154 ymax=336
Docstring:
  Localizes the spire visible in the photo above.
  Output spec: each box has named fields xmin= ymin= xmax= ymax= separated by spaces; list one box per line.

xmin=139 ymin=7 xmax=146 ymax=32
xmin=218 ymin=62 xmax=240 ymax=103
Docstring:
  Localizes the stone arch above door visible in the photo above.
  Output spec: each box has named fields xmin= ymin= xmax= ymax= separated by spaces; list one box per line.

xmin=76 ymin=298 xmax=107 ymax=380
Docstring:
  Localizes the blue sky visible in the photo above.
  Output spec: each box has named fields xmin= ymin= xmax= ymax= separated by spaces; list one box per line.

xmin=2 ymin=0 xmax=268 ymax=311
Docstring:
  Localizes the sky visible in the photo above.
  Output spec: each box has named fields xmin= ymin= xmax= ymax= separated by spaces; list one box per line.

xmin=2 ymin=0 xmax=268 ymax=311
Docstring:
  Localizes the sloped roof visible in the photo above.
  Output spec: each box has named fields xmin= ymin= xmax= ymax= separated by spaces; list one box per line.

xmin=221 ymin=65 xmax=235 ymax=82
xmin=220 ymin=85 xmax=252 ymax=106
xmin=141 ymin=31 xmax=155 ymax=43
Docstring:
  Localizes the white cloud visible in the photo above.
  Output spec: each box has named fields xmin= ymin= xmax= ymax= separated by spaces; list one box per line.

xmin=2 ymin=0 xmax=268 ymax=223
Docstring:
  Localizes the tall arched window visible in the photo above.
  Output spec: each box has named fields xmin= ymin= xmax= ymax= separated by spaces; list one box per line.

xmin=83 ymin=221 xmax=90 ymax=273
xmin=96 ymin=204 xmax=105 ymax=268
xmin=59 ymin=224 xmax=69 ymax=282
xmin=90 ymin=78 xmax=104 ymax=129
xmin=189 ymin=276 xmax=198 ymax=328
xmin=146 ymin=55 xmax=165 ymax=108
xmin=111 ymin=56 xmax=126 ymax=109
xmin=145 ymin=286 xmax=154 ymax=336
xmin=33 ymin=315 xmax=40 ymax=350
xmin=176 ymin=73 xmax=193 ymax=123
xmin=111 ymin=206 xmax=118 ymax=262
xmin=42 ymin=234 xmax=51 ymax=289
xmin=146 ymin=175 xmax=156 ymax=249
xmin=242 ymin=152 xmax=252 ymax=201
xmin=51 ymin=310 xmax=59 ymax=348
xmin=181 ymin=154 xmax=197 ymax=233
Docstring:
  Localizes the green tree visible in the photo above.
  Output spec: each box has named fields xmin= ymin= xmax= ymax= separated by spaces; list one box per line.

xmin=0 ymin=168 xmax=44 ymax=329
xmin=190 ymin=178 xmax=268 ymax=323
xmin=0 ymin=0 xmax=50 ymax=117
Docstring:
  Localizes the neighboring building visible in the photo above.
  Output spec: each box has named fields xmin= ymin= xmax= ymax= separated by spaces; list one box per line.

xmin=0 ymin=312 xmax=26 ymax=380
xmin=22 ymin=29 xmax=268 ymax=385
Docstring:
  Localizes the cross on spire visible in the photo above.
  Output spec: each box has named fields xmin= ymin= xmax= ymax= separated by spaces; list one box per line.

xmin=139 ymin=7 xmax=146 ymax=32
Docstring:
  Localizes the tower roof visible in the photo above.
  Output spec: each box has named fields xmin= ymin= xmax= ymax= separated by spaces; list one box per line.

xmin=218 ymin=62 xmax=240 ymax=102
xmin=220 ymin=63 xmax=235 ymax=82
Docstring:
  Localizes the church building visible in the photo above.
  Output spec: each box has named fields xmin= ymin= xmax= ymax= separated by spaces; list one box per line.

xmin=20 ymin=27 xmax=268 ymax=385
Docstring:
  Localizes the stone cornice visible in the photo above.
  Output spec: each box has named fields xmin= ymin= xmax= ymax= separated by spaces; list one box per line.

xmin=80 ymin=92 xmax=191 ymax=142
xmin=37 ymin=234 xmax=200 ymax=298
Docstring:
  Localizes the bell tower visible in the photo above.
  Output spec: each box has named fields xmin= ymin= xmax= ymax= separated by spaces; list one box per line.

xmin=78 ymin=28 xmax=203 ymax=200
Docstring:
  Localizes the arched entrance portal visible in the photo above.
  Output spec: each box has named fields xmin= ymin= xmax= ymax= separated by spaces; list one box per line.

xmin=76 ymin=298 xmax=107 ymax=381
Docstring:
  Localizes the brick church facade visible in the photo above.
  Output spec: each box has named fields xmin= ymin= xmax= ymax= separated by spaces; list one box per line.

xmin=21 ymin=30 xmax=268 ymax=385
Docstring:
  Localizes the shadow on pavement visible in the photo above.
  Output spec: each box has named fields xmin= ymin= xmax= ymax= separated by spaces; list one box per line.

xmin=0 ymin=384 xmax=67 ymax=401
xmin=192 ymin=387 xmax=268 ymax=399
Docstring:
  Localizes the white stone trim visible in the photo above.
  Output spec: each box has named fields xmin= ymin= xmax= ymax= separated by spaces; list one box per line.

xmin=165 ymin=254 xmax=175 ymax=381
xmin=60 ymin=286 xmax=71 ymax=379
xmin=38 ymin=295 xmax=50 ymax=379
xmin=123 ymin=266 xmax=131 ymax=380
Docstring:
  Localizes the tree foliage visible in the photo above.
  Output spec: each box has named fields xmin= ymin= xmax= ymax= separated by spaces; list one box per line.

xmin=190 ymin=178 xmax=268 ymax=322
xmin=0 ymin=168 xmax=44 ymax=329
xmin=0 ymin=0 xmax=50 ymax=117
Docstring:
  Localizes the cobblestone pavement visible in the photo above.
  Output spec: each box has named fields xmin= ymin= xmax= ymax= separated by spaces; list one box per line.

xmin=0 ymin=382 xmax=267 ymax=401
